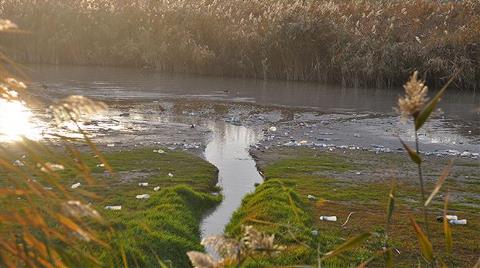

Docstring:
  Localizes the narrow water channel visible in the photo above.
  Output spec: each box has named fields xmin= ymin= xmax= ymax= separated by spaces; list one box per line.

xmin=200 ymin=121 xmax=263 ymax=253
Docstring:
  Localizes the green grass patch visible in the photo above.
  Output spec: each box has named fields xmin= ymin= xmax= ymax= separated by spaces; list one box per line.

xmin=225 ymin=179 xmax=316 ymax=266
xmin=104 ymin=185 xmax=220 ymax=267
xmin=88 ymin=149 xmax=220 ymax=267
xmin=237 ymin=147 xmax=480 ymax=267
xmin=0 ymin=146 xmax=220 ymax=267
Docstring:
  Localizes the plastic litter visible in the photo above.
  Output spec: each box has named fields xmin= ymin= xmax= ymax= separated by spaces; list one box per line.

xmin=311 ymin=230 xmax=319 ymax=236
xmin=105 ymin=205 xmax=122 ymax=210
xmin=71 ymin=182 xmax=81 ymax=189
xmin=154 ymin=186 xmax=160 ymax=191
xmin=449 ymin=219 xmax=467 ymax=225
xmin=436 ymin=215 xmax=459 ymax=222
xmin=168 ymin=173 xmax=174 ymax=177
xmin=136 ymin=194 xmax=150 ymax=199
xmin=269 ymin=126 xmax=277 ymax=132
xmin=107 ymin=143 xmax=115 ymax=147
xmin=153 ymin=149 xmax=166 ymax=154
xmin=307 ymin=194 xmax=317 ymax=200
xmin=40 ymin=163 xmax=64 ymax=172
xmin=320 ymin=216 xmax=337 ymax=222
xmin=138 ymin=182 xmax=149 ymax=187
xmin=13 ymin=159 xmax=24 ymax=166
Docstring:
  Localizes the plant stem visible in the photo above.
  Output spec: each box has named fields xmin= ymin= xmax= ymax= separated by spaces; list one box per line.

xmin=414 ymin=129 xmax=432 ymax=240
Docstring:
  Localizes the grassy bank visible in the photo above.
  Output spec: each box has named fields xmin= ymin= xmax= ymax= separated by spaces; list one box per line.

xmin=233 ymin=147 xmax=479 ymax=266
xmin=225 ymin=180 xmax=315 ymax=266
xmin=1 ymin=0 xmax=479 ymax=89
xmin=0 ymin=146 xmax=220 ymax=267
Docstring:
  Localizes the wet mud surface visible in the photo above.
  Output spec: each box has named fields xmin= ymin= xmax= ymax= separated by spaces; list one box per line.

xmin=52 ymin=98 xmax=478 ymax=161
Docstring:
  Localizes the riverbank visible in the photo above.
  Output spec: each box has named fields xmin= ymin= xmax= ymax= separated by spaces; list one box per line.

xmin=61 ymin=147 xmax=219 ymax=266
xmin=0 ymin=141 xmax=224 ymax=266
xmin=227 ymin=147 xmax=479 ymax=266
xmin=3 ymin=66 xmax=478 ymax=266
xmin=2 ymin=1 xmax=479 ymax=89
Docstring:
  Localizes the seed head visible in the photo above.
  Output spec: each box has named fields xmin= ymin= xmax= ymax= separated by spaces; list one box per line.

xmin=398 ymin=71 xmax=428 ymax=120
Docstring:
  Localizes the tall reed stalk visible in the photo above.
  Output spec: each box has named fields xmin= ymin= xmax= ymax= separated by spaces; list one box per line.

xmin=414 ymin=128 xmax=431 ymax=238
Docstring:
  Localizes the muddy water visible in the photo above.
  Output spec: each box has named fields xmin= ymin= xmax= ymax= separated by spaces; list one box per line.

xmin=29 ymin=65 xmax=478 ymax=118
xmin=200 ymin=122 xmax=263 ymax=246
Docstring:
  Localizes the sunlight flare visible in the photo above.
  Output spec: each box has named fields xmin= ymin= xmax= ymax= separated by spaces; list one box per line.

xmin=0 ymin=99 xmax=42 ymax=142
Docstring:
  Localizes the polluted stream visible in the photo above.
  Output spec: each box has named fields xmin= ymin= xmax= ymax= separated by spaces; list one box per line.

xmin=4 ymin=64 xmax=477 ymax=255
xmin=200 ymin=122 xmax=263 ymax=255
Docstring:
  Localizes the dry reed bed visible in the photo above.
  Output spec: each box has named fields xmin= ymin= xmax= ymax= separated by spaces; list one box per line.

xmin=1 ymin=0 xmax=479 ymax=89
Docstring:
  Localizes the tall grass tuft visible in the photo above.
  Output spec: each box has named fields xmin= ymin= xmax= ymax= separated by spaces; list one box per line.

xmin=1 ymin=0 xmax=479 ymax=89
xmin=0 ymin=20 xmax=118 ymax=267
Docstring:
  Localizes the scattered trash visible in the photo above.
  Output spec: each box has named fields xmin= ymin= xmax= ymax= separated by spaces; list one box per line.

xmin=436 ymin=215 xmax=458 ymax=222
xmin=107 ymin=143 xmax=115 ymax=147
xmin=356 ymin=171 xmax=362 ymax=175
xmin=320 ymin=216 xmax=337 ymax=222
xmin=311 ymin=230 xmax=319 ymax=236
xmin=97 ymin=163 xmax=105 ymax=167
xmin=353 ymin=133 xmax=361 ymax=138
xmin=446 ymin=215 xmax=458 ymax=220
xmin=269 ymin=126 xmax=277 ymax=132
xmin=119 ymin=112 xmax=130 ymax=117
xmin=168 ymin=173 xmax=174 ymax=177
xmin=153 ymin=149 xmax=166 ymax=154
xmin=307 ymin=194 xmax=317 ymax=200
xmin=71 ymin=182 xmax=81 ymax=189
xmin=40 ymin=162 xmax=65 ymax=172
xmin=154 ymin=186 xmax=160 ymax=191
xmin=136 ymin=194 xmax=150 ymax=199
xmin=449 ymin=219 xmax=467 ymax=225
xmin=341 ymin=212 xmax=355 ymax=227
xmin=13 ymin=159 xmax=24 ymax=166
xmin=105 ymin=205 xmax=122 ymax=210
xmin=226 ymin=116 xmax=241 ymax=125
xmin=138 ymin=182 xmax=149 ymax=187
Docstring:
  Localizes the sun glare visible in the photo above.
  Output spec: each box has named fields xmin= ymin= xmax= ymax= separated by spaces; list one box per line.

xmin=0 ymin=99 xmax=42 ymax=142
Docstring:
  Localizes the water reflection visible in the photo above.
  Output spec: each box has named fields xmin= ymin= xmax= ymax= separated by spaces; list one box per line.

xmin=0 ymin=99 xmax=42 ymax=142
xmin=200 ymin=122 xmax=263 ymax=248
xmin=30 ymin=65 xmax=478 ymax=119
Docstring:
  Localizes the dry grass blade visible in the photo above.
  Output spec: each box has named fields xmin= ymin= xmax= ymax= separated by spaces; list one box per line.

xmin=410 ymin=217 xmax=433 ymax=262
xmin=357 ymin=248 xmax=392 ymax=268
xmin=78 ymin=125 xmax=115 ymax=175
xmin=443 ymin=194 xmax=452 ymax=255
xmin=473 ymin=257 xmax=480 ymax=268
xmin=425 ymin=161 xmax=453 ymax=206
xmin=120 ymin=244 xmax=129 ymax=268
xmin=399 ymin=138 xmax=421 ymax=164
xmin=386 ymin=182 xmax=396 ymax=224
xmin=322 ymin=233 xmax=371 ymax=260
xmin=414 ymin=70 xmax=460 ymax=131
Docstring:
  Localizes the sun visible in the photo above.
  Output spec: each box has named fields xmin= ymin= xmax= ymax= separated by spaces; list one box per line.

xmin=0 ymin=99 xmax=42 ymax=142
